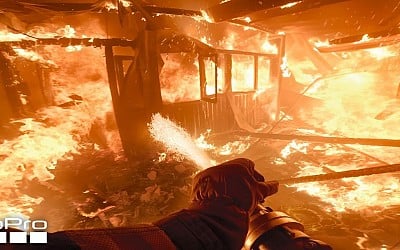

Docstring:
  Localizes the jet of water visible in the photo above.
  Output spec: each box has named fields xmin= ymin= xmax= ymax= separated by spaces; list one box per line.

xmin=148 ymin=113 xmax=213 ymax=169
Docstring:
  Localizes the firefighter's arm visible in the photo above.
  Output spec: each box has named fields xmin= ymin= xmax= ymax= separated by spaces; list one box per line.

xmin=154 ymin=158 xmax=279 ymax=250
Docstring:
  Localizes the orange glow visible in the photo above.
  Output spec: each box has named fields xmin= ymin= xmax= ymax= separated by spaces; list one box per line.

xmin=195 ymin=130 xmax=253 ymax=156
xmin=103 ymin=2 xmax=118 ymax=11
xmin=159 ymin=53 xmax=201 ymax=103
xmin=280 ymin=56 xmax=291 ymax=77
xmin=280 ymin=1 xmax=302 ymax=9
xmin=243 ymin=17 xmax=252 ymax=23
xmin=200 ymin=9 xmax=214 ymax=23
xmin=282 ymin=141 xmax=400 ymax=212
xmin=0 ymin=30 xmax=34 ymax=41
xmin=217 ymin=140 xmax=251 ymax=155
xmin=261 ymin=40 xmax=278 ymax=54
xmin=358 ymin=34 xmax=371 ymax=43
xmin=119 ymin=0 xmax=132 ymax=8
xmin=284 ymin=34 xmax=400 ymax=212
xmin=12 ymin=48 xmax=57 ymax=67
xmin=0 ymin=22 xmax=122 ymax=219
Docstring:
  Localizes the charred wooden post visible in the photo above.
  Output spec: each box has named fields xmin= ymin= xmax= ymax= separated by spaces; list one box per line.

xmin=235 ymin=131 xmax=400 ymax=147
xmin=0 ymin=51 xmax=25 ymax=118
xmin=104 ymin=30 xmax=162 ymax=159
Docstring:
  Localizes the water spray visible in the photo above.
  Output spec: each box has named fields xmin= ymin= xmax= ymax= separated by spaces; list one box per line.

xmin=148 ymin=113 xmax=214 ymax=169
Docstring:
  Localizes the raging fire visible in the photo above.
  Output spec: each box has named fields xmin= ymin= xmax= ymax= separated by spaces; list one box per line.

xmin=0 ymin=24 xmax=122 ymax=219
xmin=283 ymin=37 xmax=400 ymax=213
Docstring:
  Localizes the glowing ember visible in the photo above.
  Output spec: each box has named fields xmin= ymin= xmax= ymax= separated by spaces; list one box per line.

xmin=200 ymin=9 xmax=214 ymax=23
xmin=358 ymin=34 xmax=371 ymax=43
xmin=200 ymin=36 xmax=212 ymax=46
xmin=119 ymin=0 xmax=132 ymax=8
xmin=311 ymin=38 xmax=330 ymax=48
xmin=280 ymin=140 xmax=309 ymax=159
xmin=59 ymin=25 xmax=77 ymax=38
xmin=65 ymin=45 xmax=83 ymax=52
xmin=103 ymin=2 xmax=118 ymax=11
xmin=243 ymin=17 xmax=252 ymax=23
xmin=365 ymin=46 xmax=396 ymax=60
xmin=280 ymin=1 xmax=302 ymax=9
xmin=148 ymin=113 xmax=213 ymax=169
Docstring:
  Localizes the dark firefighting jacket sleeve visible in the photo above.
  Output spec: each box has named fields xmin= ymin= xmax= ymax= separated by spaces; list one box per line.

xmin=154 ymin=158 xmax=279 ymax=250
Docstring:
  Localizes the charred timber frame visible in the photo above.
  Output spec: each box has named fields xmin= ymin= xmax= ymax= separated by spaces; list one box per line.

xmin=0 ymin=33 xmax=286 ymax=158
xmin=0 ymin=37 xmax=137 ymax=49
xmin=162 ymin=35 xmax=285 ymax=137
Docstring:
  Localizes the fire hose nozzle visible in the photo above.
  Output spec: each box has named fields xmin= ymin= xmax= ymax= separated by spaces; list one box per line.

xmin=260 ymin=181 xmax=280 ymax=199
xmin=245 ymin=204 xmax=332 ymax=250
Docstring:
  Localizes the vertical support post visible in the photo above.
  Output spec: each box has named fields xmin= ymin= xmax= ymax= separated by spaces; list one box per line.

xmin=0 ymin=51 xmax=24 ymax=117
xmin=105 ymin=45 xmax=131 ymax=156
xmin=224 ymin=54 xmax=232 ymax=92
xmin=276 ymin=34 xmax=286 ymax=121
xmin=214 ymin=54 xmax=218 ymax=100
xmin=254 ymin=55 xmax=258 ymax=90
xmin=199 ymin=55 xmax=206 ymax=97
xmin=104 ymin=30 xmax=163 ymax=160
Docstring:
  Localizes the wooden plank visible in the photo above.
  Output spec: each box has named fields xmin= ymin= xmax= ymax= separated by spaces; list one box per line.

xmin=235 ymin=131 xmax=400 ymax=147
xmin=278 ymin=164 xmax=400 ymax=185
xmin=206 ymin=0 xmax=301 ymax=22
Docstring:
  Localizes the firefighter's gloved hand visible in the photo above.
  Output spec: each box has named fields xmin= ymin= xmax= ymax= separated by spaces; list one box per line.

xmin=155 ymin=158 xmax=279 ymax=250
xmin=192 ymin=158 xmax=279 ymax=213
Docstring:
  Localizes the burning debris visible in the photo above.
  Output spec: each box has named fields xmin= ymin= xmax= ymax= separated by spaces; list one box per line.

xmin=0 ymin=0 xmax=400 ymax=249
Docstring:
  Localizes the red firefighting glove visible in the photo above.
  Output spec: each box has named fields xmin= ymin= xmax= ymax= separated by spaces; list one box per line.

xmin=155 ymin=158 xmax=279 ymax=250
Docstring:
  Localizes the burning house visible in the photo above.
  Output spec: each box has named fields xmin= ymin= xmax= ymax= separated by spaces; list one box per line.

xmin=0 ymin=0 xmax=399 ymax=249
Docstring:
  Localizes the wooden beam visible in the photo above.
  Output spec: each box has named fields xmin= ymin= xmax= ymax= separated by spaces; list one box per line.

xmin=0 ymin=37 xmax=136 ymax=49
xmin=234 ymin=131 xmax=400 ymax=147
xmin=244 ymin=0 xmax=350 ymax=23
xmin=278 ymin=163 xmax=400 ymax=184
xmin=206 ymin=0 xmax=299 ymax=22
xmin=206 ymin=0 xmax=350 ymax=22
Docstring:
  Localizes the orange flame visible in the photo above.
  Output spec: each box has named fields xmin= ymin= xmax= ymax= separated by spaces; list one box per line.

xmin=0 ymin=24 xmax=122 ymax=218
